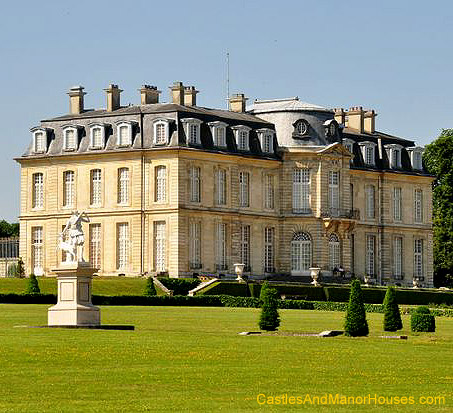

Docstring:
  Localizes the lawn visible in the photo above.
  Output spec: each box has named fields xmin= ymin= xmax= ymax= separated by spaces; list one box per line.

xmin=0 ymin=305 xmax=451 ymax=412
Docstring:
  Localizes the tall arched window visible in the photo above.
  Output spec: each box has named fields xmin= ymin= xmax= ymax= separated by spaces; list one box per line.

xmin=291 ymin=232 xmax=312 ymax=273
xmin=329 ymin=233 xmax=340 ymax=270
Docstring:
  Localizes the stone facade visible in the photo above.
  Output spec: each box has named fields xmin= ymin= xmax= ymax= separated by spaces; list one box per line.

xmin=16 ymin=85 xmax=434 ymax=287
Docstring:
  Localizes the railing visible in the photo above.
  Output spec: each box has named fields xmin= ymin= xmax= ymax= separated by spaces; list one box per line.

xmin=189 ymin=262 xmax=202 ymax=270
xmin=321 ymin=208 xmax=360 ymax=220
xmin=292 ymin=208 xmax=313 ymax=215
xmin=0 ymin=237 xmax=19 ymax=259
xmin=394 ymin=274 xmax=404 ymax=280
xmin=215 ymin=264 xmax=228 ymax=271
xmin=413 ymin=276 xmax=425 ymax=282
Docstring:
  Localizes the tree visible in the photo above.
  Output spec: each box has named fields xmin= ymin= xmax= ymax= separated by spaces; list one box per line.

xmin=258 ymin=282 xmax=280 ymax=331
xmin=144 ymin=276 xmax=157 ymax=296
xmin=26 ymin=274 xmax=41 ymax=295
xmin=17 ymin=257 xmax=25 ymax=278
xmin=0 ymin=220 xmax=19 ymax=238
xmin=382 ymin=286 xmax=403 ymax=332
xmin=344 ymin=280 xmax=369 ymax=337
xmin=424 ymin=130 xmax=453 ymax=287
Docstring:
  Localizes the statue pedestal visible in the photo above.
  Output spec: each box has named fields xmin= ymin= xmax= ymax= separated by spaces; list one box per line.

xmin=48 ymin=262 xmax=100 ymax=326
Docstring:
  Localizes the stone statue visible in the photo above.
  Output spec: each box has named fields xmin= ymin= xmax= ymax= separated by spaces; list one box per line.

xmin=59 ymin=211 xmax=90 ymax=263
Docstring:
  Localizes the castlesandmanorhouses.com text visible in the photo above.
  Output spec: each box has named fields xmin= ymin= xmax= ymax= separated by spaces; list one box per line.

xmin=257 ymin=393 xmax=446 ymax=406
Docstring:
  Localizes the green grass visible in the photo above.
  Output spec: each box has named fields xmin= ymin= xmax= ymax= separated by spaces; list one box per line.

xmin=0 ymin=305 xmax=451 ymax=412
xmin=0 ymin=277 xmax=155 ymax=296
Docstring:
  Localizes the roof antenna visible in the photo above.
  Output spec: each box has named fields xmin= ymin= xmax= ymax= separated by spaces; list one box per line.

xmin=226 ymin=52 xmax=230 ymax=110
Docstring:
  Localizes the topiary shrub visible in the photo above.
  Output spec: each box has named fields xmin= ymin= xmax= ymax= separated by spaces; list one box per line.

xmin=258 ymin=282 xmax=280 ymax=331
xmin=411 ymin=306 xmax=435 ymax=332
xmin=344 ymin=279 xmax=369 ymax=337
xmin=144 ymin=277 xmax=157 ymax=296
xmin=17 ymin=257 xmax=25 ymax=278
xmin=26 ymin=274 xmax=41 ymax=295
xmin=383 ymin=286 xmax=403 ymax=331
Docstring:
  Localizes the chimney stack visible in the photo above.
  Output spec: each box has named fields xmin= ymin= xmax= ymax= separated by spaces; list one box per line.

xmin=67 ymin=86 xmax=86 ymax=115
xmin=170 ymin=81 xmax=185 ymax=105
xmin=334 ymin=108 xmax=346 ymax=126
xmin=229 ymin=94 xmax=248 ymax=113
xmin=184 ymin=86 xmax=199 ymax=106
xmin=139 ymin=85 xmax=161 ymax=105
xmin=104 ymin=84 xmax=122 ymax=112
xmin=347 ymin=106 xmax=364 ymax=133
xmin=364 ymin=109 xmax=376 ymax=134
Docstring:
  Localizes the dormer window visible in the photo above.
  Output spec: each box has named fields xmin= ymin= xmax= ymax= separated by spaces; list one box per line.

xmin=32 ymin=128 xmax=47 ymax=154
xmin=153 ymin=119 xmax=170 ymax=145
xmin=62 ymin=126 xmax=79 ymax=151
xmin=324 ymin=119 xmax=338 ymax=139
xmin=116 ymin=122 xmax=134 ymax=147
xmin=384 ymin=144 xmax=403 ymax=169
xmin=342 ymin=138 xmax=355 ymax=154
xmin=89 ymin=124 xmax=106 ymax=149
xmin=257 ymin=129 xmax=275 ymax=153
xmin=407 ymin=147 xmax=424 ymax=171
xmin=359 ymin=141 xmax=377 ymax=166
xmin=208 ymin=121 xmax=227 ymax=147
xmin=232 ymin=125 xmax=251 ymax=151
xmin=294 ymin=119 xmax=309 ymax=136
xmin=181 ymin=118 xmax=202 ymax=145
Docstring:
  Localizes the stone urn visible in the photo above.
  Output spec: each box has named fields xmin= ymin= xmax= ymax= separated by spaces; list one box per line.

xmin=412 ymin=278 xmax=421 ymax=289
xmin=234 ymin=263 xmax=246 ymax=283
xmin=309 ymin=267 xmax=321 ymax=286
xmin=364 ymin=275 xmax=370 ymax=286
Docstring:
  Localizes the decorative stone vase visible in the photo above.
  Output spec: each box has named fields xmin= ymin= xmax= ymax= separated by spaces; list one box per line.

xmin=412 ymin=278 xmax=421 ymax=289
xmin=309 ymin=267 xmax=321 ymax=286
xmin=364 ymin=275 xmax=370 ymax=286
xmin=234 ymin=263 xmax=246 ymax=283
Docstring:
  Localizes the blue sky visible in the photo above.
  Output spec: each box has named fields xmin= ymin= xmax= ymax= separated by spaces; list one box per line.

xmin=1 ymin=0 xmax=452 ymax=221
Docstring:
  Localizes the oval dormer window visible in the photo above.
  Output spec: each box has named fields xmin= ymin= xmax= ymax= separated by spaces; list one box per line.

xmin=295 ymin=119 xmax=309 ymax=136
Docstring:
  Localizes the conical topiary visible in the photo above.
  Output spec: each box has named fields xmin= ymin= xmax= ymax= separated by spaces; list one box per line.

xmin=258 ymin=282 xmax=280 ymax=331
xmin=144 ymin=276 xmax=157 ymax=296
xmin=344 ymin=279 xmax=368 ymax=336
xmin=383 ymin=286 xmax=403 ymax=331
xmin=26 ymin=273 xmax=41 ymax=295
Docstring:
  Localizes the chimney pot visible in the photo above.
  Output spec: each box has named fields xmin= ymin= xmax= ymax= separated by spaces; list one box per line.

xmin=170 ymin=81 xmax=184 ymax=105
xmin=139 ymin=84 xmax=161 ymax=104
xmin=67 ymin=85 xmax=86 ymax=115
xmin=229 ymin=93 xmax=248 ymax=113
xmin=184 ymin=86 xmax=199 ymax=106
xmin=104 ymin=84 xmax=123 ymax=112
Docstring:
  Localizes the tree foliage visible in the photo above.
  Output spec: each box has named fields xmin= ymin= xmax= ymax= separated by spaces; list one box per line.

xmin=144 ymin=277 xmax=157 ymax=296
xmin=382 ymin=286 xmax=403 ymax=332
xmin=344 ymin=280 xmax=369 ymax=337
xmin=0 ymin=220 xmax=19 ymax=238
xmin=26 ymin=274 xmax=41 ymax=295
xmin=258 ymin=282 xmax=280 ymax=331
xmin=424 ymin=129 xmax=453 ymax=287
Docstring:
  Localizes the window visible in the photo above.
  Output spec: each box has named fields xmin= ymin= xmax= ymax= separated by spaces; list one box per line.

xmin=328 ymin=171 xmax=340 ymax=212
xmin=154 ymin=221 xmax=166 ymax=272
xmin=295 ymin=119 xmax=309 ymax=135
xmin=394 ymin=237 xmax=403 ymax=279
xmin=265 ymin=174 xmax=274 ymax=210
xmin=63 ymin=127 xmax=77 ymax=151
xmin=117 ymin=223 xmax=129 ymax=270
xmin=90 ymin=169 xmax=102 ymax=206
xmin=215 ymin=169 xmax=227 ymax=205
xmin=264 ymin=227 xmax=275 ymax=273
xmin=240 ymin=225 xmax=250 ymax=270
xmin=291 ymin=232 xmax=311 ymax=272
xmin=181 ymin=118 xmax=202 ymax=145
xmin=329 ymin=234 xmax=340 ymax=270
xmin=393 ymin=187 xmax=402 ymax=221
xmin=189 ymin=166 xmax=201 ymax=203
xmin=33 ymin=129 xmax=47 ymax=153
xmin=32 ymin=227 xmax=43 ymax=275
xmin=366 ymin=235 xmax=376 ymax=276
xmin=359 ymin=142 xmax=376 ymax=166
xmin=32 ymin=173 xmax=44 ymax=209
xmin=232 ymin=126 xmax=251 ymax=150
xmin=257 ymin=129 xmax=274 ymax=153
xmin=154 ymin=120 xmax=169 ymax=145
xmin=342 ymin=138 xmax=354 ymax=154
xmin=365 ymin=185 xmax=375 ymax=219
xmin=63 ymin=171 xmax=75 ymax=207
xmin=155 ymin=166 xmax=167 ymax=202
xmin=90 ymin=125 xmax=105 ymax=149
xmin=293 ymin=168 xmax=310 ymax=213
xmin=89 ymin=224 xmax=101 ymax=270
xmin=414 ymin=189 xmax=423 ymax=223
xmin=117 ymin=123 xmax=132 ymax=146
xmin=414 ymin=239 xmax=423 ymax=278
xmin=215 ymin=222 xmax=227 ymax=270
xmin=239 ymin=171 xmax=250 ymax=207
xmin=384 ymin=144 xmax=402 ymax=169
xmin=189 ymin=221 xmax=201 ymax=269
xmin=208 ymin=121 xmax=227 ymax=147
xmin=407 ymin=147 xmax=424 ymax=170
xmin=117 ymin=168 xmax=129 ymax=204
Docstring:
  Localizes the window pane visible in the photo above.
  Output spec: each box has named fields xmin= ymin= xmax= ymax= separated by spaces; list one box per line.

xmin=154 ymin=221 xmax=166 ymax=272
xmin=90 ymin=169 xmax=102 ymax=206
xmin=89 ymin=224 xmax=101 ymax=270
xmin=155 ymin=166 xmax=167 ymax=202
xmin=117 ymin=223 xmax=129 ymax=270
xmin=33 ymin=173 xmax=44 ymax=208
xmin=63 ymin=171 xmax=75 ymax=207
xmin=118 ymin=168 xmax=129 ymax=204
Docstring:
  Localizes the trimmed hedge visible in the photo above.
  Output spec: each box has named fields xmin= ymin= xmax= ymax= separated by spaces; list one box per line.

xmin=200 ymin=282 xmax=250 ymax=297
xmin=157 ymin=278 xmax=201 ymax=295
xmin=411 ymin=306 xmax=436 ymax=332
